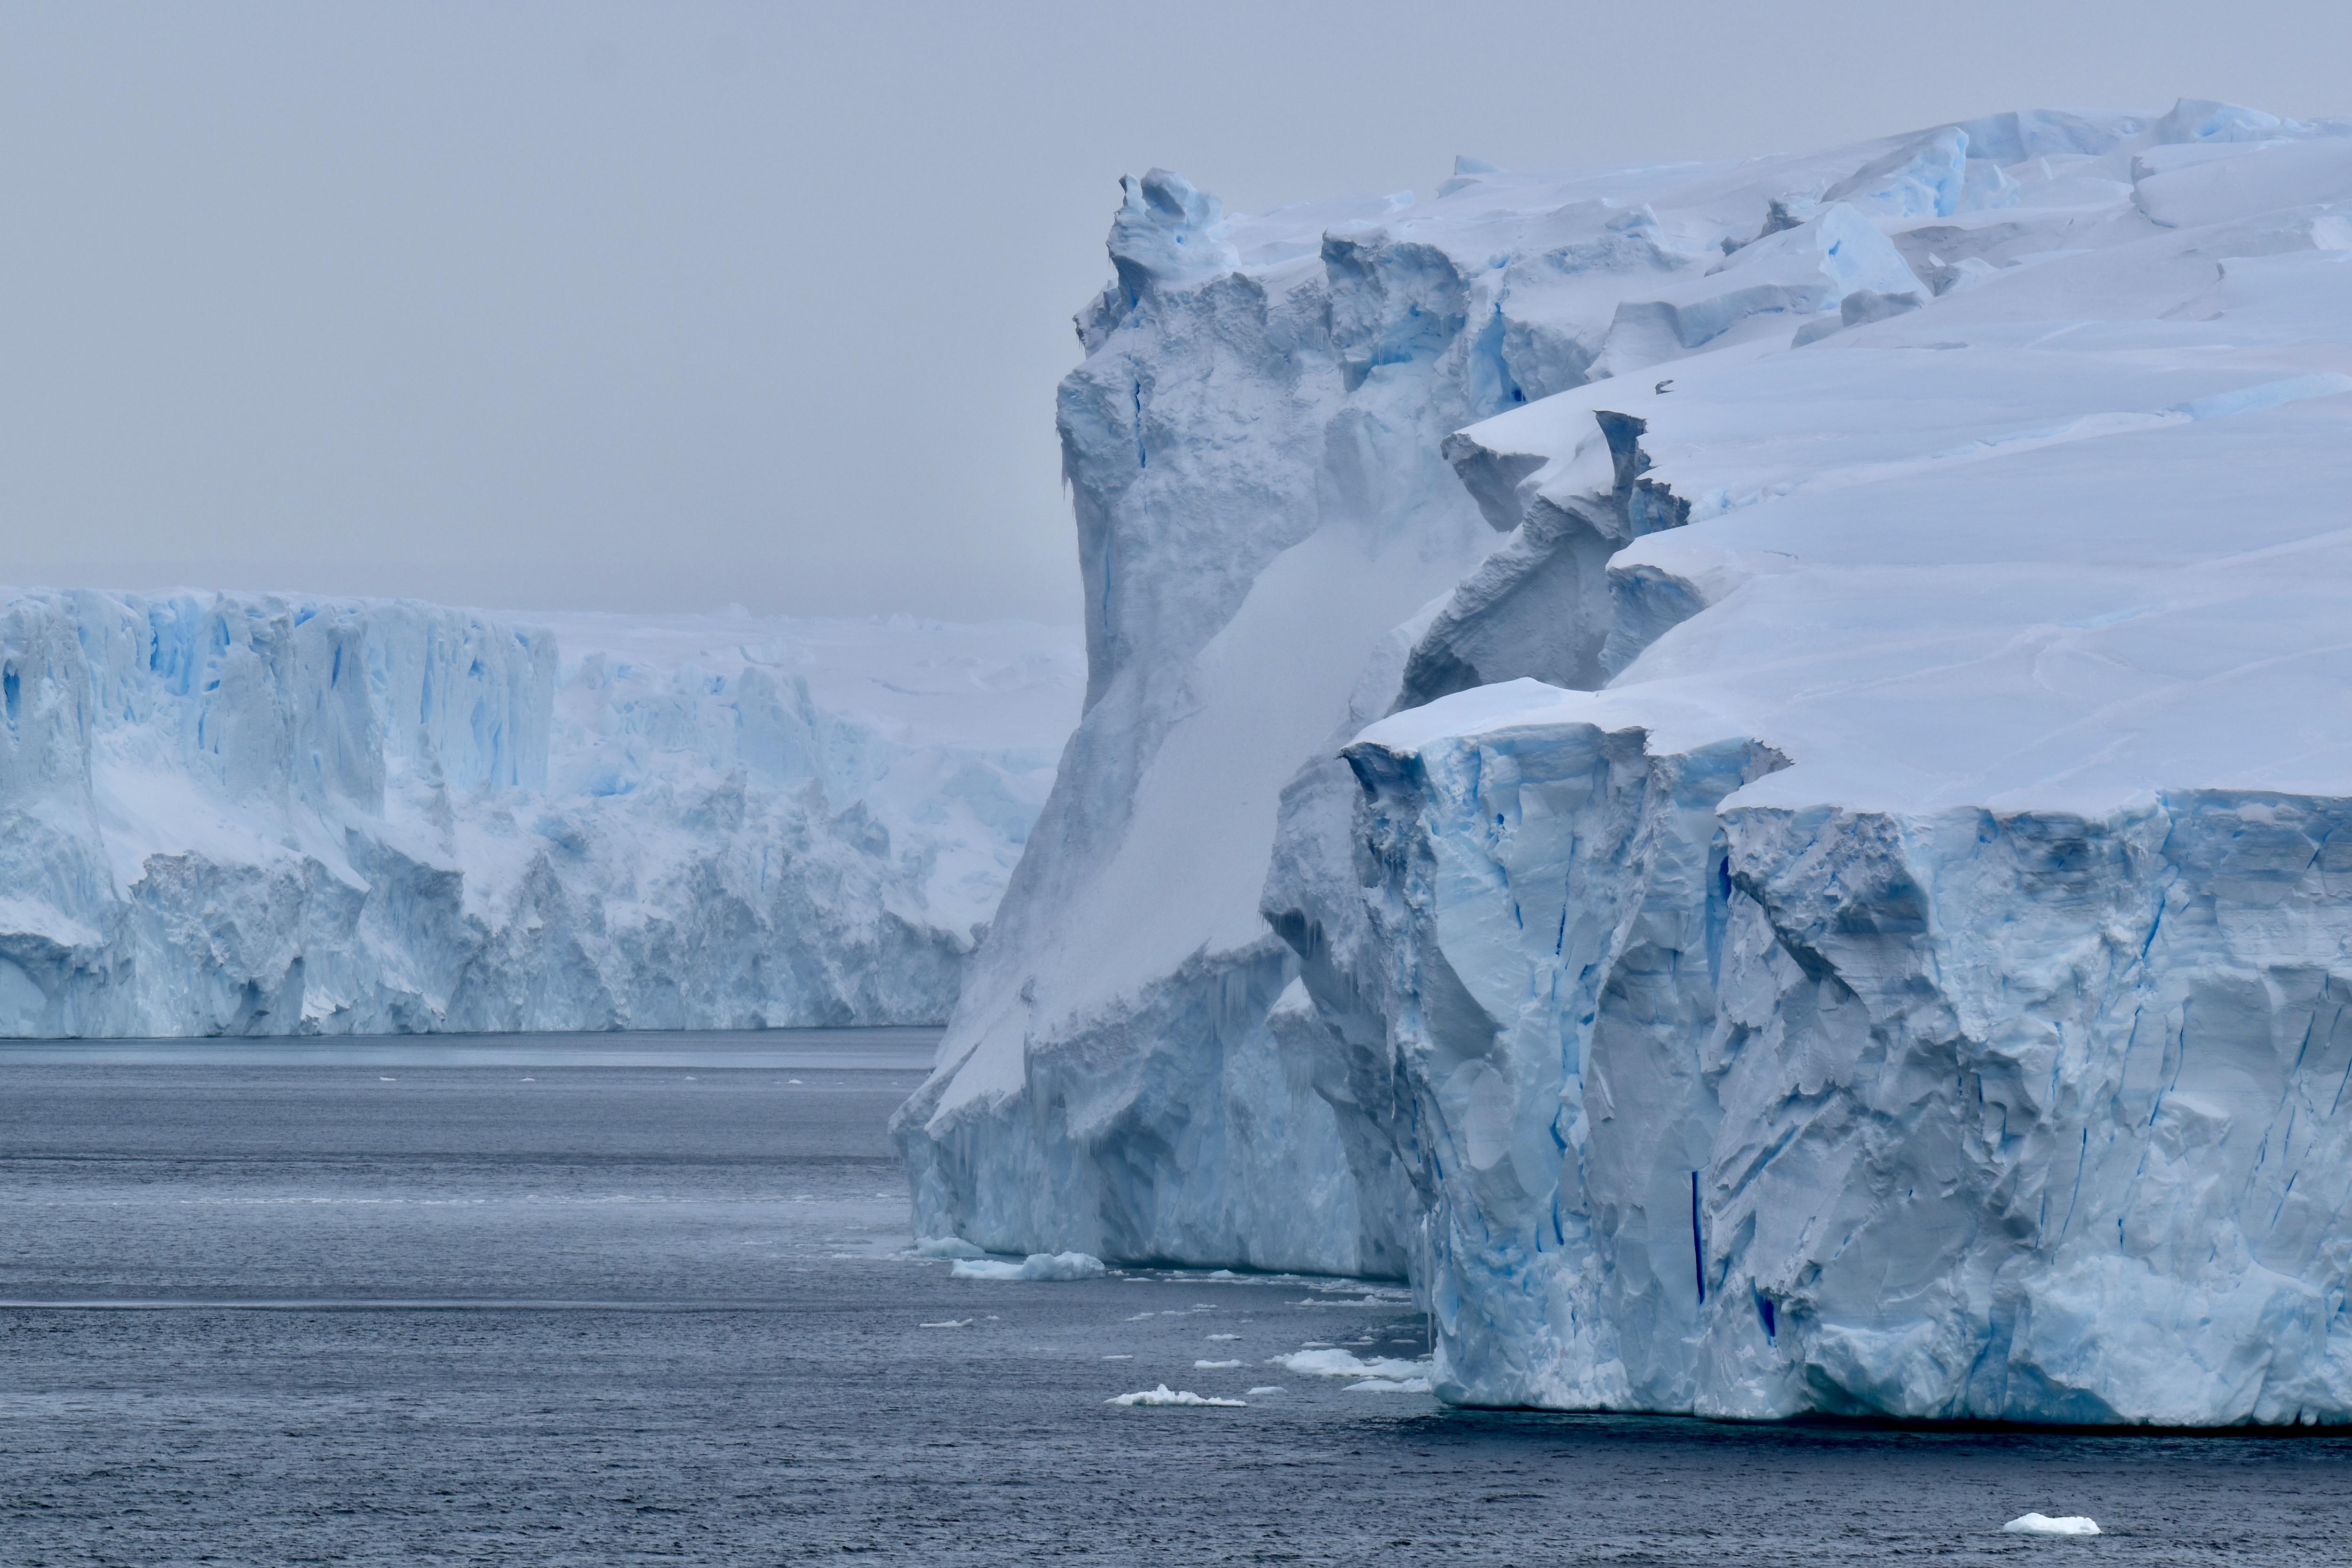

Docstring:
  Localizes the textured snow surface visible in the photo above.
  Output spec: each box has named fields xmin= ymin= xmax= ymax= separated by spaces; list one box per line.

xmin=0 ymin=596 xmax=1078 ymax=1034
xmin=896 ymin=102 xmax=2349 ymax=1426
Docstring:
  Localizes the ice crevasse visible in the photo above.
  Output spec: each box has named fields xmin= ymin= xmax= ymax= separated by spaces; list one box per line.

xmin=895 ymin=102 xmax=2352 ymax=1425
xmin=0 ymin=597 xmax=1080 ymax=1034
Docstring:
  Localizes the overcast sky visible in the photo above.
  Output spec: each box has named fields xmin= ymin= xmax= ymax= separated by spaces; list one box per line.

xmin=4 ymin=2 xmax=2344 ymax=624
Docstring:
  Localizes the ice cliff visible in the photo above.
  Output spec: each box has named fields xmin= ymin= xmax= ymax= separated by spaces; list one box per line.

xmin=896 ymin=103 xmax=2351 ymax=1425
xmin=0 ymin=596 xmax=1079 ymax=1034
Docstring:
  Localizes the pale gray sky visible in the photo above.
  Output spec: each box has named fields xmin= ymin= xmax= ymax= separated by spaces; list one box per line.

xmin=4 ymin=1 xmax=2344 ymax=623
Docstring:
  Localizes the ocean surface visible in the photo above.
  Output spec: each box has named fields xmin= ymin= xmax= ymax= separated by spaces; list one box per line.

xmin=0 ymin=1032 xmax=2341 ymax=1567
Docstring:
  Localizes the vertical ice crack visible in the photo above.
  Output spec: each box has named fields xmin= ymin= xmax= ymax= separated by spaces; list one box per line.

xmin=1689 ymin=1170 xmax=1706 ymax=1305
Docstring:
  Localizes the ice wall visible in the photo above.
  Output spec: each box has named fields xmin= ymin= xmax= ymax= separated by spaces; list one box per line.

xmin=0 ymin=593 xmax=1079 ymax=1035
xmin=899 ymin=103 xmax=2350 ymax=1423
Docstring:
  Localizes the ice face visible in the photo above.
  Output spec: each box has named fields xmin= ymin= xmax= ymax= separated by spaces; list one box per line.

xmin=897 ymin=102 xmax=2350 ymax=1424
xmin=0 ymin=594 xmax=1080 ymax=1035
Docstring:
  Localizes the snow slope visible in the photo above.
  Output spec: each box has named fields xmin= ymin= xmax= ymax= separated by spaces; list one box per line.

xmin=897 ymin=102 xmax=2349 ymax=1424
xmin=0 ymin=595 xmax=1079 ymax=1034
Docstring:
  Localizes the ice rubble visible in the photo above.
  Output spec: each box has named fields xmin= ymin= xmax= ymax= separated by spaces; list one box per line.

xmin=0 ymin=595 xmax=1078 ymax=1034
xmin=896 ymin=103 xmax=2350 ymax=1425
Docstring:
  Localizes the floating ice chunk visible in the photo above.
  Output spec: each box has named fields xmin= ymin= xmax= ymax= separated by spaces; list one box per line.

xmin=914 ymin=1236 xmax=987 ymax=1259
xmin=1346 ymin=1377 xmax=1434 ymax=1393
xmin=1194 ymin=1359 xmax=1243 ymax=1369
xmin=1246 ymin=1385 xmax=1286 ymax=1396
xmin=950 ymin=1250 xmax=1108 ymax=1281
xmin=1106 ymin=1385 xmax=1246 ymax=1408
xmin=1206 ymin=1333 xmax=1240 ymax=1341
xmin=1269 ymin=1348 xmax=1431 ymax=1380
xmin=918 ymin=1319 xmax=973 ymax=1329
xmin=1102 ymin=1354 xmax=1133 ymax=1361
xmin=2002 ymin=1514 xmax=2101 ymax=1537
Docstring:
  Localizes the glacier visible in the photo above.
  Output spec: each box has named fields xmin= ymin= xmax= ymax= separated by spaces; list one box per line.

xmin=895 ymin=102 xmax=2351 ymax=1425
xmin=0 ymin=594 xmax=1079 ymax=1034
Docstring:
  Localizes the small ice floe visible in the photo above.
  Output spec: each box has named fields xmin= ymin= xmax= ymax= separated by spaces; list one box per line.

xmin=520 ymin=1077 xmax=535 ymax=1082
xmin=1246 ymin=1385 xmax=1285 ymax=1396
xmin=1106 ymin=1385 xmax=1245 ymax=1408
xmin=1269 ymin=1348 xmax=1430 ymax=1380
xmin=919 ymin=1318 xmax=973 ymax=1329
xmin=1194 ymin=1358 xmax=1242 ymax=1369
xmin=2003 ymin=1514 xmax=2101 ymax=1537
xmin=786 ymin=1078 xmax=804 ymax=1085
xmin=1346 ymin=1377 xmax=1434 ymax=1393
xmin=951 ymin=1250 xmax=1107 ymax=1281
xmin=1206 ymin=1269 xmax=1239 ymax=1279
xmin=914 ymin=1235 xmax=987 ymax=1259
xmin=1207 ymin=1333 xmax=1240 ymax=1341
xmin=378 ymin=1076 xmax=396 ymax=1082
xmin=1123 ymin=1312 xmax=1157 ymax=1321
xmin=1102 ymin=1354 xmax=1134 ymax=1361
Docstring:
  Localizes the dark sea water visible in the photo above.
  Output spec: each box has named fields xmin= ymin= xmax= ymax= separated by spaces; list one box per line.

xmin=1 ymin=1033 xmax=2342 ymax=1567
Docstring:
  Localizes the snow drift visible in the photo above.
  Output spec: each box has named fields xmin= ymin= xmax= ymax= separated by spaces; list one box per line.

xmin=896 ymin=102 xmax=2350 ymax=1425
xmin=0 ymin=596 xmax=1078 ymax=1034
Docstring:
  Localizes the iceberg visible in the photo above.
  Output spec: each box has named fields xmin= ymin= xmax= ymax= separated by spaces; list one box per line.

xmin=1105 ymin=1385 xmax=1247 ymax=1407
xmin=896 ymin=103 xmax=2350 ymax=1425
xmin=0 ymin=595 xmax=1079 ymax=1034
xmin=2002 ymin=1514 xmax=2101 ymax=1537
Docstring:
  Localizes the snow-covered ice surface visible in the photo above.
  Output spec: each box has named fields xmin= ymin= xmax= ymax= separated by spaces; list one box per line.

xmin=2003 ymin=1513 xmax=2103 ymax=1537
xmin=950 ymin=1250 xmax=1108 ymax=1281
xmin=0 ymin=598 xmax=1079 ymax=1034
xmin=897 ymin=102 xmax=2351 ymax=1425
xmin=1270 ymin=1347 xmax=1432 ymax=1381
xmin=1105 ymin=1385 xmax=1247 ymax=1407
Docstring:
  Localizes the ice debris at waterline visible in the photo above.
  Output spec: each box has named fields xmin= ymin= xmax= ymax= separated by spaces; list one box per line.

xmin=1269 ymin=1349 xmax=1431 ymax=1382
xmin=0 ymin=598 xmax=1079 ymax=1034
xmin=2002 ymin=1515 xmax=2102 ymax=1538
xmin=1106 ymin=1386 xmax=1247 ymax=1408
xmin=894 ymin=101 xmax=2352 ymax=1426
xmin=949 ymin=1251 xmax=1108 ymax=1281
